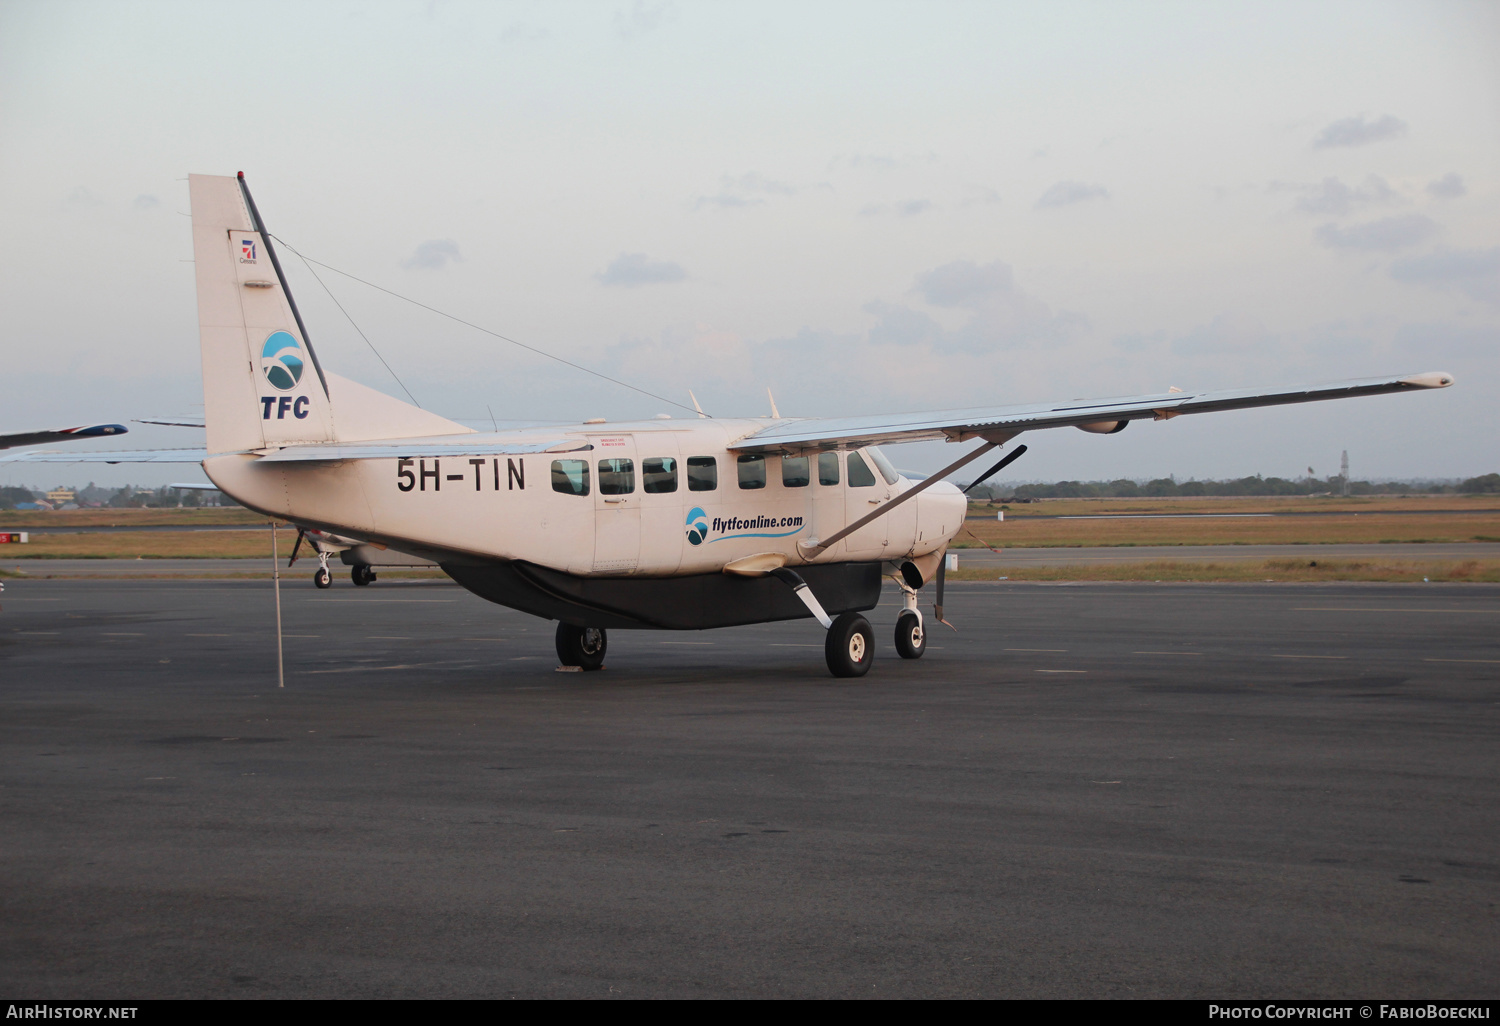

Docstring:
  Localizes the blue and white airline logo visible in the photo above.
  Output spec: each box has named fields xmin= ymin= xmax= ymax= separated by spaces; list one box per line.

xmin=261 ymin=331 xmax=305 ymax=391
xmin=686 ymin=506 xmax=709 ymax=545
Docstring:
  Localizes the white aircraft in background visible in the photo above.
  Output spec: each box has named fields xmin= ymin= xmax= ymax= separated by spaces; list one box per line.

xmin=2 ymin=173 xmax=1455 ymax=676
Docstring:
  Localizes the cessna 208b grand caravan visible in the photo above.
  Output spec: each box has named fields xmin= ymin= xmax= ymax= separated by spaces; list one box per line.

xmin=3 ymin=173 xmax=1455 ymax=676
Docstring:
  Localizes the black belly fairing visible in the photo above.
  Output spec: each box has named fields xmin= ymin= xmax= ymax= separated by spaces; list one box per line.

xmin=441 ymin=559 xmax=884 ymax=630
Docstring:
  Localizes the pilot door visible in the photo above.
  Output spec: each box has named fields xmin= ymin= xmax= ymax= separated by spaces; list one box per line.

xmin=590 ymin=435 xmax=640 ymax=573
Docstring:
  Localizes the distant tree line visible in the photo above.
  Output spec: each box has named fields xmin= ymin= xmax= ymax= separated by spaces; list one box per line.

xmin=0 ymin=482 xmax=233 ymax=510
xmin=964 ymin=472 xmax=1500 ymax=501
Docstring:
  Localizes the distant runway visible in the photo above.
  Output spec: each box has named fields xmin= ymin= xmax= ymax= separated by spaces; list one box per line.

xmin=2 ymin=578 xmax=1496 ymax=997
xmin=9 ymin=542 xmax=1499 ymax=578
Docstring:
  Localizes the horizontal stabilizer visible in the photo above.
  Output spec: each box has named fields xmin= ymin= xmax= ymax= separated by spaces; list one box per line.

xmin=0 ymin=450 xmax=210 ymax=465
xmin=0 ymin=447 xmax=208 ymax=464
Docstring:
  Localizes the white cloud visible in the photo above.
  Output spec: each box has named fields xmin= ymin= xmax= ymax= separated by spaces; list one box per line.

xmin=859 ymin=199 xmax=934 ymax=217
xmin=1314 ymin=215 xmax=1439 ymax=251
xmin=1391 ymin=247 xmax=1500 ymax=306
xmin=613 ymin=1 xmax=675 ymax=39
xmin=1426 ymin=173 xmax=1466 ymax=200
xmin=402 ymin=239 xmax=462 ymax=270
xmin=1034 ymin=181 xmax=1108 ymax=209
xmin=133 ymin=194 xmax=159 ymax=210
xmin=1281 ymin=175 xmax=1399 ymax=217
xmin=595 ymin=252 xmax=687 ymax=287
xmin=1312 ymin=114 xmax=1407 ymax=149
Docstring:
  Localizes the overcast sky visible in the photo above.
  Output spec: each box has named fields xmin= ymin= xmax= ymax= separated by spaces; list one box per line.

xmin=2 ymin=0 xmax=1496 ymax=489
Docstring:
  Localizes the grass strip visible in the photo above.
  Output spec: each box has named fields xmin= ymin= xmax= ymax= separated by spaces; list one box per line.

xmin=948 ymin=559 xmax=1500 ymax=583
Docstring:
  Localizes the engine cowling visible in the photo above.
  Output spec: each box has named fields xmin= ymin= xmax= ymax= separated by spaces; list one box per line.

xmin=1076 ymin=420 xmax=1129 ymax=434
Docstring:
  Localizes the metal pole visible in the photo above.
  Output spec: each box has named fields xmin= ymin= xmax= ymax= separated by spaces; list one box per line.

xmin=272 ymin=521 xmax=284 ymax=688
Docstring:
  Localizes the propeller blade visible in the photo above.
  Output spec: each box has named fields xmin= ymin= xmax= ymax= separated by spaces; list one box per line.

xmin=963 ymin=443 xmax=1028 ymax=494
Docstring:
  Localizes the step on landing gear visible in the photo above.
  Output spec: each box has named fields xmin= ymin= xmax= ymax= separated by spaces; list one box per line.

xmin=555 ymin=622 xmax=607 ymax=671
xmin=351 ymin=564 xmax=376 ymax=586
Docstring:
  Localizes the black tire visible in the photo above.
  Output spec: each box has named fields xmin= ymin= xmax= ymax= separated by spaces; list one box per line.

xmin=894 ymin=610 xmax=926 ymax=659
xmin=555 ymin=622 xmax=607 ymax=671
xmin=313 ymin=567 xmax=332 ymax=589
xmin=824 ymin=612 xmax=874 ymax=678
xmin=351 ymin=565 xmax=373 ymax=586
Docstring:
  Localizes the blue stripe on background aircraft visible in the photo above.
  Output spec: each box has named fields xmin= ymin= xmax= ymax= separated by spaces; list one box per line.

xmin=2 ymin=173 xmax=1454 ymax=676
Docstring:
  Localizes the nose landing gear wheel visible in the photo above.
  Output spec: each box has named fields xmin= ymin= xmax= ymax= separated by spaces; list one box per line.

xmin=313 ymin=567 xmax=332 ymax=589
xmin=825 ymin=612 xmax=874 ymax=678
xmin=351 ymin=565 xmax=375 ymax=586
xmin=895 ymin=610 xmax=926 ymax=659
xmin=555 ymin=622 xmax=608 ymax=671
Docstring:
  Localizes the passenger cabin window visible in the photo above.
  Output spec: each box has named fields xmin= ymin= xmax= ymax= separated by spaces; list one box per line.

xmin=598 ymin=458 xmax=635 ymax=495
xmin=818 ymin=452 xmax=840 ymax=486
xmin=551 ymin=459 xmax=590 ymax=496
xmin=643 ymin=456 xmax=677 ymax=493
xmin=737 ymin=454 xmax=766 ymax=489
xmin=868 ymin=445 xmax=900 ymax=485
xmin=686 ymin=456 xmax=718 ymax=491
xmin=782 ymin=456 xmax=809 ymax=487
xmin=847 ymin=451 xmax=877 ymax=487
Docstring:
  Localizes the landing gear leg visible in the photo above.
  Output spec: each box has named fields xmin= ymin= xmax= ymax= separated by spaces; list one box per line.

xmin=894 ymin=582 xmax=926 ymax=659
xmin=555 ymin=622 xmax=607 ymax=671
xmin=313 ymin=550 xmax=332 ymax=589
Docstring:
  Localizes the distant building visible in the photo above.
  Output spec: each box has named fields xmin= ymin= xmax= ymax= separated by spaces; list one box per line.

xmin=46 ymin=488 xmax=75 ymax=504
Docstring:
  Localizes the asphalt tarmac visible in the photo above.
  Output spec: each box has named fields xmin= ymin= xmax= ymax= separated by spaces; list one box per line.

xmin=2 ymin=578 xmax=1497 ymax=998
xmin=9 ymin=542 xmax=1500 ymax=577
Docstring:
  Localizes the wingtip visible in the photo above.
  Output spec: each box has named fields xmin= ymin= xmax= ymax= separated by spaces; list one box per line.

xmin=1402 ymin=371 xmax=1455 ymax=389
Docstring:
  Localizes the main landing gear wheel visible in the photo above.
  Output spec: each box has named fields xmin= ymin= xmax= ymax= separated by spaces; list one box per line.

xmin=825 ymin=612 xmax=874 ymax=678
xmin=895 ymin=610 xmax=926 ymax=659
xmin=555 ymin=623 xmax=608 ymax=671
xmin=313 ymin=567 xmax=332 ymax=589
xmin=351 ymin=565 xmax=375 ymax=586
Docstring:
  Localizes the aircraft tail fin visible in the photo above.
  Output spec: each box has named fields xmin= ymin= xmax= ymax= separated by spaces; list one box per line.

xmin=188 ymin=173 xmax=467 ymax=454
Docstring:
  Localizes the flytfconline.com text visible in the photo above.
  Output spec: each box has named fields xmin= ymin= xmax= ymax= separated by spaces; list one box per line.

xmin=1209 ymin=1008 xmax=1492 ymax=1020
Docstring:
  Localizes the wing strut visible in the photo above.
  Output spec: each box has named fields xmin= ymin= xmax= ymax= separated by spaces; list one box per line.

xmin=963 ymin=444 xmax=1028 ymax=494
xmin=805 ymin=438 xmax=1014 ymax=556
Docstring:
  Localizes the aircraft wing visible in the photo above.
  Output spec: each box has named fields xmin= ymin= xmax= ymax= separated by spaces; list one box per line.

xmin=731 ymin=371 xmax=1454 ymax=453
xmin=0 ymin=447 xmax=208 ymax=464
xmin=0 ymin=423 xmax=128 ymax=450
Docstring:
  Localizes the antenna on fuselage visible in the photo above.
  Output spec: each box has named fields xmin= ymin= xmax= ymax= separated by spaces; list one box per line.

xmin=767 ymin=388 xmax=781 ymax=419
xmin=689 ymin=390 xmax=708 ymax=419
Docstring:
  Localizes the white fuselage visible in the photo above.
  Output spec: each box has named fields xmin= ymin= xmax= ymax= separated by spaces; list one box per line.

xmin=204 ymin=417 xmax=967 ymax=578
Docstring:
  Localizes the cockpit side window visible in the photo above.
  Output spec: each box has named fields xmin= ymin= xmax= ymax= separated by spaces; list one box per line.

xmin=550 ymin=459 xmax=590 ymax=496
xmin=846 ymin=451 xmax=876 ymax=488
xmin=818 ymin=452 xmax=840 ymax=486
xmin=782 ymin=456 xmax=810 ymax=487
